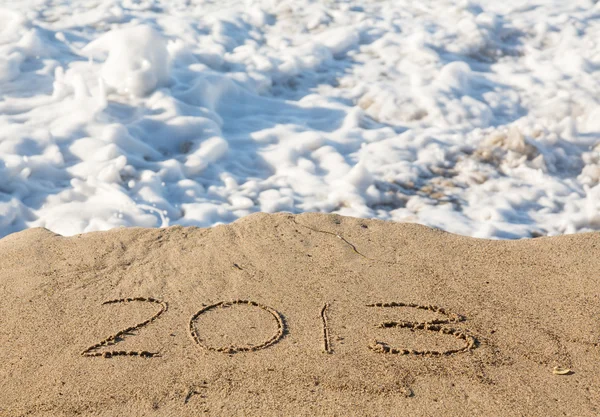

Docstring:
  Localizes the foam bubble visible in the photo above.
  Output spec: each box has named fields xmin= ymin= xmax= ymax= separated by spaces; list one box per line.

xmin=83 ymin=25 xmax=170 ymax=97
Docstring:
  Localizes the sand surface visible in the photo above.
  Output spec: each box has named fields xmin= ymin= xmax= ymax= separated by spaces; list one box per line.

xmin=1 ymin=213 xmax=599 ymax=416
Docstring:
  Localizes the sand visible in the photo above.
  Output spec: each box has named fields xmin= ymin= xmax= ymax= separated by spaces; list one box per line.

xmin=0 ymin=212 xmax=599 ymax=416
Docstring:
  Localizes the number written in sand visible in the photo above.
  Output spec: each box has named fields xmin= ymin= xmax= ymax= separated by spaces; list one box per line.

xmin=83 ymin=298 xmax=286 ymax=358
xmin=366 ymin=302 xmax=476 ymax=356
xmin=82 ymin=298 xmax=477 ymax=358
xmin=188 ymin=300 xmax=286 ymax=354
xmin=81 ymin=297 xmax=167 ymax=358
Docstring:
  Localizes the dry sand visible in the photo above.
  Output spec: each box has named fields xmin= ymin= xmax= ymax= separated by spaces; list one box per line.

xmin=0 ymin=212 xmax=599 ymax=416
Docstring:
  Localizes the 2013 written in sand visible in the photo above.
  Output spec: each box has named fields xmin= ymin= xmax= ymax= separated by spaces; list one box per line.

xmin=81 ymin=297 xmax=477 ymax=359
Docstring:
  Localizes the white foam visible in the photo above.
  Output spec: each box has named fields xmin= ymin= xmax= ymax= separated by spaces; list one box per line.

xmin=316 ymin=27 xmax=359 ymax=58
xmin=0 ymin=0 xmax=598 ymax=239
xmin=83 ymin=25 xmax=170 ymax=97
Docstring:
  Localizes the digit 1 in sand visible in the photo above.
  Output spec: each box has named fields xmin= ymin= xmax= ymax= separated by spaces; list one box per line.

xmin=320 ymin=302 xmax=333 ymax=354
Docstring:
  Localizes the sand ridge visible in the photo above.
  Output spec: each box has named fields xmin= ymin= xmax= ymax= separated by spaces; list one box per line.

xmin=0 ymin=212 xmax=599 ymax=416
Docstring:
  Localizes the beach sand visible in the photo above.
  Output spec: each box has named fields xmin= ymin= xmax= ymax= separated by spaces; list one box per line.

xmin=1 ymin=212 xmax=599 ymax=416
